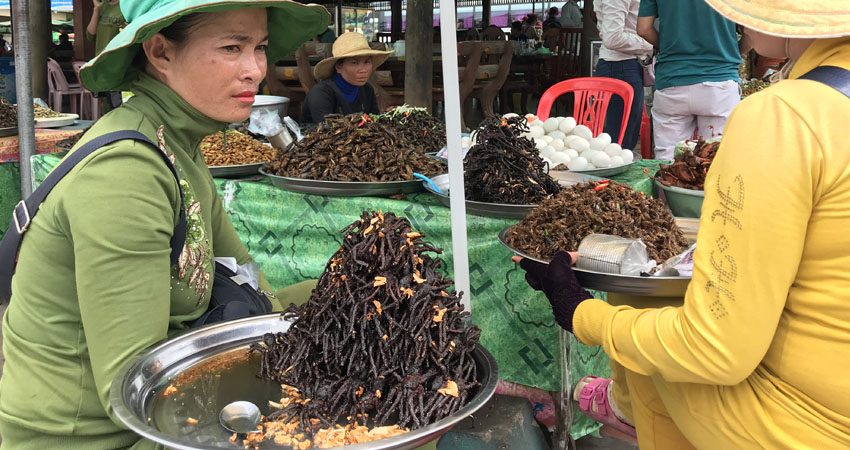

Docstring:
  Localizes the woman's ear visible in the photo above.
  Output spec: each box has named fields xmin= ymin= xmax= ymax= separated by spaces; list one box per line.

xmin=142 ymin=33 xmax=175 ymax=80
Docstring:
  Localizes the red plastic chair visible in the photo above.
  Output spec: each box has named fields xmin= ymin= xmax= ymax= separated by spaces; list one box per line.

xmin=536 ymin=77 xmax=634 ymax=146
xmin=640 ymin=104 xmax=652 ymax=159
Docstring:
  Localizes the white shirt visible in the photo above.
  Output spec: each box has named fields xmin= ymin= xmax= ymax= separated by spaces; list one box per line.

xmin=593 ymin=0 xmax=653 ymax=61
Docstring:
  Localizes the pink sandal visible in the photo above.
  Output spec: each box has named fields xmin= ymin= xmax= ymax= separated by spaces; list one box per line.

xmin=573 ymin=376 xmax=637 ymax=439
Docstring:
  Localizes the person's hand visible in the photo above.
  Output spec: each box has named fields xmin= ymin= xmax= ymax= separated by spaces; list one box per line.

xmin=93 ymin=0 xmax=104 ymax=10
xmin=511 ymin=250 xmax=592 ymax=333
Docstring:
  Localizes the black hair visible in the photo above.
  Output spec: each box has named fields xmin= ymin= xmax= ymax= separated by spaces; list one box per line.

xmin=133 ymin=13 xmax=206 ymax=70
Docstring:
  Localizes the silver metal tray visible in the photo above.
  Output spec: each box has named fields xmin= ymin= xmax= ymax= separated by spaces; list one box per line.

xmin=423 ymin=172 xmax=596 ymax=219
xmin=34 ymin=113 xmax=78 ymax=128
xmin=551 ymin=154 xmax=643 ymax=178
xmin=208 ymin=161 xmax=267 ymax=178
xmin=110 ymin=313 xmax=498 ymax=450
xmin=0 ymin=126 xmax=17 ymax=137
xmin=260 ymin=167 xmax=437 ymax=197
xmin=497 ymin=218 xmax=699 ymax=297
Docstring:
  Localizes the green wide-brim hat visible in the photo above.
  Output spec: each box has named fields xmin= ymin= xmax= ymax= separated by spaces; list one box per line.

xmin=80 ymin=0 xmax=330 ymax=92
xmin=705 ymin=0 xmax=850 ymax=38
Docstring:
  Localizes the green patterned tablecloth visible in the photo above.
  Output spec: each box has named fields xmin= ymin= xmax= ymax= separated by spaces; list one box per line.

xmin=30 ymin=154 xmax=664 ymax=439
xmin=0 ymin=162 xmax=21 ymax=235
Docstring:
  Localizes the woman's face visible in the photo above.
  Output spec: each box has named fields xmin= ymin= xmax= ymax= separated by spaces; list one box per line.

xmin=335 ymin=55 xmax=373 ymax=86
xmin=160 ymin=8 xmax=269 ymax=123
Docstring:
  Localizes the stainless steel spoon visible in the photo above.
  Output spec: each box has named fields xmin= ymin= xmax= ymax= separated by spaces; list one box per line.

xmin=219 ymin=401 xmax=261 ymax=434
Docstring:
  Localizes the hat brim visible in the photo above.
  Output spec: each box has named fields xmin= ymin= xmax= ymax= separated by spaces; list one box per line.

xmin=80 ymin=0 xmax=330 ymax=92
xmin=313 ymin=49 xmax=394 ymax=80
xmin=705 ymin=0 xmax=850 ymax=38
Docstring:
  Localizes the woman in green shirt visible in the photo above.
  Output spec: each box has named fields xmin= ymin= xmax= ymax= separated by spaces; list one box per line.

xmin=0 ymin=1 xmax=328 ymax=448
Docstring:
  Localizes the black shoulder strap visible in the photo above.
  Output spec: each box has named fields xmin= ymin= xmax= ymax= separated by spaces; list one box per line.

xmin=0 ymin=130 xmax=187 ymax=304
xmin=798 ymin=66 xmax=850 ymax=100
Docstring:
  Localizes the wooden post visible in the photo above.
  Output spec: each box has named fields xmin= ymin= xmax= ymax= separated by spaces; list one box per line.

xmin=73 ymin=0 xmax=96 ymax=62
xmin=391 ymin=0 xmax=403 ymax=42
xmin=481 ymin=0 xmax=490 ymax=27
xmin=580 ymin=0 xmax=598 ymax=76
xmin=404 ymin=0 xmax=433 ymax=109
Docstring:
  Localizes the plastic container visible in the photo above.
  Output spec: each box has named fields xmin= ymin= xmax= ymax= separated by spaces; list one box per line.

xmin=654 ymin=180 xmax=705 ymax=218
xmin=576 ymin=234 xmax=651 ymax=276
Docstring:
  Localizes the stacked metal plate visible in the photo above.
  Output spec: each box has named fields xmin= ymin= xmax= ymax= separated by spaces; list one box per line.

xmin=110 ymin=314 xmax=498 ymax=450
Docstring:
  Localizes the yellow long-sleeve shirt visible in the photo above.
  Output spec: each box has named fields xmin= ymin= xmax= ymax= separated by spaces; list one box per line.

xmin=574 ymin=37 xmax=850 ymax=447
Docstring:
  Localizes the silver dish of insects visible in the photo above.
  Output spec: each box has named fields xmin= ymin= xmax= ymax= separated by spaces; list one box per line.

xmin=111 ymin=314 xmax=499 ymax=450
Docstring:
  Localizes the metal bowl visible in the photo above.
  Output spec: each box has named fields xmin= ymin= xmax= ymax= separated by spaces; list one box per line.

xmin=208 ymin=162 xmax=267 ymax=178
xmin=497 ymin=218 xmax=699 ymax=297
xmin=551 ymin=154 xmax=642 ymax=178
xmin=260 ymin=168 xmax=438 ymax=197
xmin=422 ymin=172 xmax=595 ymax=219
xmin=0 ymin=126 xmax=17 ymax=137
xmin=110 ymin=313 xmax=499 ymax=450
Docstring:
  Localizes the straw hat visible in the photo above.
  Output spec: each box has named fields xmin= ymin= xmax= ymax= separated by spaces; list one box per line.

xmin=705 ymin=0 xmax=850 ymax=38
xmin=80 ymin=0 xmax=330 ymax=92
xmin=313 ymin=32 xmax=394 ymax=80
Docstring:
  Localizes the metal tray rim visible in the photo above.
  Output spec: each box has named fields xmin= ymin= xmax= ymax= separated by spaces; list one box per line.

xmin=550 ymin=154 xmax=643 ymax=177
xmin=260 ymin=167 xmax=442 ymax=196
xmin=497 ymin=225 xmax=693 ymax=296
xmin=208 ymin=161 xmax=268 ymax=178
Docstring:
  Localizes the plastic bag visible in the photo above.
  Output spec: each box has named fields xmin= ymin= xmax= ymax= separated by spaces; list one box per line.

xmin=247 ymin=107 xmax=284 ymax=137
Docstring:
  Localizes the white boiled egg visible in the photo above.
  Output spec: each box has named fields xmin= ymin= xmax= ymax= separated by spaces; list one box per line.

xmin=603 ymin=143 xmax=623 ymax=156
xmin=573 ymin=124 xmax=593 ymax=141
xmin=543 ymin=117 xmax=560 ymax=133
xmin=597 ymin=133 xmax=612 ymax=146
xmin=559 ymin=117 xmax=577 ymax=134
xmin=610 ymin=155 xmax=625 ymax=166
xmin=567 ymin=157 xmax=588 ymax=171
xmin=621 ymin=150 xmax=634 ymax=163
xmin=591 ymin=152 xmax=612 ymax=168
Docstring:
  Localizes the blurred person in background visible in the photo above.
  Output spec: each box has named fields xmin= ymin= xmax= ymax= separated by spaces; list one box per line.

xmin=542 ymin=7 xmax=563 ymax=32
xmin=560 ymin=0 xmax=583 ymax=28
xmin=301 ymin=32 xmax=391 ymax=125
xmin=637 ymin=0 xmax=741 ymax=160
xmin=593 ymin=0 xmax=653 ymax=150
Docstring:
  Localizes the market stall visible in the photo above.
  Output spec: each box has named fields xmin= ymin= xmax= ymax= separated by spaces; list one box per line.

xmin=32 ymin=149 xmax=664 ymax=440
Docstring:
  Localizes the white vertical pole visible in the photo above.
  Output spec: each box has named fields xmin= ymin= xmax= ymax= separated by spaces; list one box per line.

xmin=438 ymin=1 xmax=471 ymax=313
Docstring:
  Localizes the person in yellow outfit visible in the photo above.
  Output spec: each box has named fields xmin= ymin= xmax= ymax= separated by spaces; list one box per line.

xmin=513 ymin=0 xmax=850 ymax=448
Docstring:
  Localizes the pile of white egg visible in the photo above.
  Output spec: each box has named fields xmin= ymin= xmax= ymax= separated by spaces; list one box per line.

xmin=516 ymin=114 xmax=635 ymax=171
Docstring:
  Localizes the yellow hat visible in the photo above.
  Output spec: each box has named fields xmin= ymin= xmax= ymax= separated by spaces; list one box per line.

xmin=705 ymin=0 xmax=850 ymax=38
xmin=313 ymin=32 xmax=394 ymax=80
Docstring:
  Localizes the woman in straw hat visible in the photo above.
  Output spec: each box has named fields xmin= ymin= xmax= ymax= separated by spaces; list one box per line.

xmin=301 ymin=32 xmax=393 ymax=124
xmin=0 ymin=0 xmax=329 ymax=448
xmin=514 ymin=1 xmax=850 ymax=448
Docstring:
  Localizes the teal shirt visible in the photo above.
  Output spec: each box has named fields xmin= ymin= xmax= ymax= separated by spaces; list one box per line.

xmin=0 ymin=73 xmax=279 ymax=450
xmin=639 ymin=0 xmax=740 ymax=91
